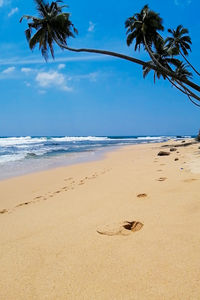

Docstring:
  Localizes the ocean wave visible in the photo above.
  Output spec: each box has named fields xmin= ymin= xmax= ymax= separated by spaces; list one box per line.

xmin=51 ymin=136 xmax=109 ymax=142
xmin=0 ymin=135 xmax=181 ymax=167
xmin=0 ymin=136 xmax=47 ymax=147
xmin=136 ymin=136 xmax=168 ymax=140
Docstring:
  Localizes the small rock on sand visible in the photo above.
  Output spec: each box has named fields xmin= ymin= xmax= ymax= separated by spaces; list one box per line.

xmin=137 ymin=193 xmax=147 ymax=198
xmin=157 ymin=151 xmax=170 ymax=156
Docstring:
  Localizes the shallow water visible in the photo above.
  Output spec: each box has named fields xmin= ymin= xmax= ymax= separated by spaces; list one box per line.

xmin=0 ymin=135 xmax=190 ymax=180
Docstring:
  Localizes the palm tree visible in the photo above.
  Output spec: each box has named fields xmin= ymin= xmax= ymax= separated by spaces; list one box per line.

xmin=174 ymin=62 xmax=192 ymax=80
xmin=125 ymin=4 xmax=190 ymax=91
xmin=125 ymin=5 xmax=164 ymax=47
xmin=125 ymin=6 xmax=200 ymax=102
xmin=20 ymin=0 xmax=156 ymax=68
xmin=20 ymin=0 xmax=77 ymax=61
xmin=143 ymin=39 xmax=181 ymax=83
xmin=166 ymin=25 xmax=200 ymax=76
xmin=20 ymin=1 xmax=200 ymax=100
xmin=141 ymin=42 xmax=198 ymax=106
xmin=168 ymin=62 xmax=200 ymax=106
xmin=125 ymin=5 xmax=169 ymax=72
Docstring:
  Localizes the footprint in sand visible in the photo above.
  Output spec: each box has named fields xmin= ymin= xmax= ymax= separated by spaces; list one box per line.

xmin=34 ymin=196 xmax=42 ymax=200
xmin=97 ymin=221 xmax=143 ymax=236
xmin=137 ymin=193 xmax=147 ymax=198
xmin=62 ymin=186 xmax=68 ymax=191
xmin=183 ymin=178 xmax=198 ymax=183
xmin=0 ymin=209 xmax=8 ymax=214
xmin=64 ymin=177 xmax=73 ymax=182
xmin=55 ymin=190 xmax=61 ymax=194
xmin=16 ymin=202 xmax=31 ymax=208
xmin=157 ymin=177 xmax=167 ymax=182
xmin=78 ymin=179 xmax=85 ymax=185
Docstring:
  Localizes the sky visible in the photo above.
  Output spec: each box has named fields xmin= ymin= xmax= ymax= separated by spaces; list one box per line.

xmin=0 ymin=0 xmax=199 ymax=136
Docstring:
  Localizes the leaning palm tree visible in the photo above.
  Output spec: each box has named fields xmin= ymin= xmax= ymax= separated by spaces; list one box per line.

xmin=142 ymin=40 xmax=180 ymax=83
xmin=166 ymin=25 xmax=200 ymax=76
xmin=125 ymin=5 xmax=168 ymax=72
xmin=168 ymin=62 xmax=200 ymax=107
xmin=20 ymin=0 xmax=154 ymax=68
xmin=171 ymin=63 xmax=200 ymax=107
xmin=141 ymin=42 xmax=199 ymax=106
xmin=125 ymin=5 xmax=200 ymax=102
xmin=21 ymin=1 xmax=200 ymax=104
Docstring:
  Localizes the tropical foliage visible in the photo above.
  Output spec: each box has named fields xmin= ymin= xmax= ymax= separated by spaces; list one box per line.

xmin=20 ymin=0 xmax=77 ymax=60
xmin=21 ymin=0 xmax=200 ymax=106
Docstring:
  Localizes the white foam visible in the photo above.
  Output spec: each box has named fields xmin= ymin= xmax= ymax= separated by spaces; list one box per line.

xmin=136 ymin=136 xmax=165 ymax=140
xmin=51 ymin=136 xmax=109 ymax=142
xmin=0 ymin=154 xmax=25 ymax=164
xmin=0 ymin=137 xmax=47 ymax=147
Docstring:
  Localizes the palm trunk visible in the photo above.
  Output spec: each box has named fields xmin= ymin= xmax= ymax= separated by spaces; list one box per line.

xmin=175 ymin=80 xmax=200 ymax=102
xmin=143 ymin=36 xmax=173 ymax=76
xmin=56 ymin=41 xmax=157 ymax=69
xmin=55 ymin=40 xmax=200 ymax=94
xmin=167 ymin=77 xmax=200 ymax=107
xmin=143 ymin=36 xmax=200 ymax=94
xmin=180 ymin=50 xmax=200 ymax=77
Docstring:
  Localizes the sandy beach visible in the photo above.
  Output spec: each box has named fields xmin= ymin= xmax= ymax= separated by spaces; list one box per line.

xmin=0 ymin=140 xmax=200 ymax=299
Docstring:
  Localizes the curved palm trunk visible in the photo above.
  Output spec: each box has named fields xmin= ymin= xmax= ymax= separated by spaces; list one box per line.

xmin=175 ymin=79 xmax=200 ymax=102
xmin=179 ymin=50 xmax=200 ymax=77
xmin=168 ymin=75 xmax=200 ymax=102
xmin=56 ymin=41 xmax=157 ymax=69
xmin=143 ymin=36 xmax=174 ymax=76
xmin=55 ymin=40 xmax=200 ymax=94
xmin=143 ymin=36 xmax=200 ymax=95
xmin=167 ymin=77 xmax=200 ymax=107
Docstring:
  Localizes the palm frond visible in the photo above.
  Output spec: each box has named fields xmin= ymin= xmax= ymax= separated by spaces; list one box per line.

xmin=20 ymin=0 xmax=77 ymax=60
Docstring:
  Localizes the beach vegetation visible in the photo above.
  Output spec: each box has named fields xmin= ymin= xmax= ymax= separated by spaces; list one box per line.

xmin=21 ymin=0 xmax=200 ymax=106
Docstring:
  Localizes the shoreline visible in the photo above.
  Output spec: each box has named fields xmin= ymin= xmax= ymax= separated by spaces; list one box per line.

xmin=0 ymin=140 xmax=166 ymax=182
xmin=1 ymin=139 xmax=200 ymax=299
xmin=0 ymin=135 xmax=183 ymax=181
xmin=0 ymin=144 xmax=126 ymax=182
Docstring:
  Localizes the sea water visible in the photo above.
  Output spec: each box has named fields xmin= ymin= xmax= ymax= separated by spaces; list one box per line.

xmin=0 ymin=136 xmax=191 ymax=180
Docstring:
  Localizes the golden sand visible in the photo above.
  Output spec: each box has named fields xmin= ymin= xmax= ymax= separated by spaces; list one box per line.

xmin=0 ymin=140 xmax=200 ymax=299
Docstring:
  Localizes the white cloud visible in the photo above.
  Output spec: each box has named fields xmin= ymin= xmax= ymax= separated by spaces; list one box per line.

xmin=58 ymin=64 xmax=65 ymax=70
xmin=2 ymin=66 xmax=15 ymax=74
xmin=0 ymin=54 xmax=110 ymax=66
xmin=88 ymin=21 xmax=95 ymax=32
xmin=71 ymin=72 xmax=99 ymax=82
xmin=0 ymin=0 xmax=4 ymax=7
xmin=8 ymin=7 xmax=19 ymax=17
xmin=35 ymin=71 xmax=71 ymax=91
xmin=21 ymin=67 xmax=32 ymax=73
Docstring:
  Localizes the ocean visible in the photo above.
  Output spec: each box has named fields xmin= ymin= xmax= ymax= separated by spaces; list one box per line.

xmin=0 ymin=135 xmax=191 ymax=180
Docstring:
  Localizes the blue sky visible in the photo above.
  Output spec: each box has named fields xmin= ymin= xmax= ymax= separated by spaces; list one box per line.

xmin=0 ymin=0 xmax=199 ymax=136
